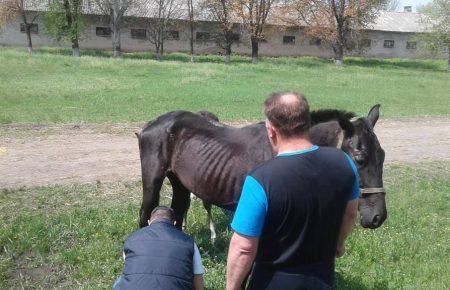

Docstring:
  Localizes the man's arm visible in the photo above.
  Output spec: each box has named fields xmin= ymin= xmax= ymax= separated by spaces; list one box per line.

xmin=337 ymin=154 xmax=360 ymax=257
xmin=227 ymin=175 xmax=267 ymax=289
xmin=336 ymin=199 xmax=358 ymax=258
xmin=192 ymin=243 xmax=204 ymax=290
xmin=226 ymin=232 xmax=259 ymax=290
xmin=194 ymin=274 xmax=204 ymax=290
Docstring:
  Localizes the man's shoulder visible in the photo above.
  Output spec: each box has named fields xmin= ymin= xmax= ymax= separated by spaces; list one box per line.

xmin=248 ymin=157 xmax=283 ymax=181
xmin=316 ymin=145 xmax=346 ymax=157
xmin=312 ymin=146 xmax=350 ymax=165
xmin=127 ymin=226 xmax=150 ymax=239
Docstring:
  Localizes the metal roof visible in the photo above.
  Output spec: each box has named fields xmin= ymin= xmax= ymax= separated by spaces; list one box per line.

xmin=368 ymin=11 xmax=427 ymax=33
xmin=21 ymin=1 xmax=427 ymax=34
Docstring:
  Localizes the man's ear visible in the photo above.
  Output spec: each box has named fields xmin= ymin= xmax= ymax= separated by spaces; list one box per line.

xmin=265 ymin=120 xmax=275 ymax=138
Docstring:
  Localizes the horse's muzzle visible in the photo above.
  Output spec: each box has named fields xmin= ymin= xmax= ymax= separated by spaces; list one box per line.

xmin=359 ymin=188 xmax=387 ymax=229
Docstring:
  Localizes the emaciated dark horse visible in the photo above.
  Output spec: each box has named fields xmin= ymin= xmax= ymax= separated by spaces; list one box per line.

xmin=136 ymin=106 xmax=387 ymax=231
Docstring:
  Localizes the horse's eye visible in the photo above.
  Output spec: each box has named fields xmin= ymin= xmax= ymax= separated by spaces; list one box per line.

xmin=355 ymin=155 xmax=365 ymax=165
xmin=353 ymin=150 xmax=368 ymax=166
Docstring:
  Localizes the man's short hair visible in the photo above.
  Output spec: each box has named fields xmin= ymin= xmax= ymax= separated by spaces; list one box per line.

xmin=150 ymin=206 xmax=176 ymax=223
xmin=263 ymin=91 xmax=311 ymax=137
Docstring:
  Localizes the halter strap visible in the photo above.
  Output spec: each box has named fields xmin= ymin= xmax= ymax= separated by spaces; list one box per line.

xmin=360 ymin=187 xmax=385 ymax=197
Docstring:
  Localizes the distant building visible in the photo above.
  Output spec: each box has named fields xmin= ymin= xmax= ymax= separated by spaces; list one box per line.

xmin=0 ymin=2 xmax=442 ymax=59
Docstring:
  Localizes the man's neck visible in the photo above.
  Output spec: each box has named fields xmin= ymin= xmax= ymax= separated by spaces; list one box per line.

xmin=149 ymin=218 xmax=173 ymax=226
xmin=277 ymin=137 xmax=314 ymax=155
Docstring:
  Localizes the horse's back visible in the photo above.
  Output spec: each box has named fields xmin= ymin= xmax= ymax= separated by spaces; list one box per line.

xmin=138 ymin=110 xmax=272 ymax=206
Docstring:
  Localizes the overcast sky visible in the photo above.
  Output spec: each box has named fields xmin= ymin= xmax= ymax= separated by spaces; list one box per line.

xmin=395 ymin=0 xmax=432 ymax=11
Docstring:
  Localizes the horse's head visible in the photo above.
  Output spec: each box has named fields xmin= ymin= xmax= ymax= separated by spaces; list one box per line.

xmin=343 ymin=105 xmax=387 ymax=229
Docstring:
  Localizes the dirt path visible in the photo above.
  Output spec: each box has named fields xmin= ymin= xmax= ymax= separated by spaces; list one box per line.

xmin=1 ymin=117 xmax=449 ymax=189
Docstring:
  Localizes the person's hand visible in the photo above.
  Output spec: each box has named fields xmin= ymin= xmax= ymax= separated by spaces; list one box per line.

xmin=336 ymin=243 xmax=345 ymax=258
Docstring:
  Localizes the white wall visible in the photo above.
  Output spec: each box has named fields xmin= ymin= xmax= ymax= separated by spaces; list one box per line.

xmin=0 ymin=12 xmax=443 ymax=59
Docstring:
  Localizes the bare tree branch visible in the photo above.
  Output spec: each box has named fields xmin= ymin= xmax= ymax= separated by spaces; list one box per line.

xmin=94 ymin=0 xmax=138 ymax=57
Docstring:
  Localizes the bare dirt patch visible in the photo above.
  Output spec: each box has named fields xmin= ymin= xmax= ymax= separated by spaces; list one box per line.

xmin=5 ymin=252 xmax=72 ymax=288
xmin=0 ymin=117 xmax=449 ymax=189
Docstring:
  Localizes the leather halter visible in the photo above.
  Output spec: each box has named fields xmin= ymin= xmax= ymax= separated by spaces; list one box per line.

xmin=360 ymin=187 xmax=385 ymax=197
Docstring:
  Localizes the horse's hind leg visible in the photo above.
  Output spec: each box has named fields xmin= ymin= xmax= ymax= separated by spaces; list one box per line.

xmin=167 ymin=173 xmax=190 ymax=230
xmin=203 ymin=201 xmax=217 ymax=244
xmin=139 ymin=158 xmax=167 ymax=228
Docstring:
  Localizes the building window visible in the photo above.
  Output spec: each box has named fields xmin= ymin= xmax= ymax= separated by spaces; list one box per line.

xmin=131 ymin=28 xmax=146 ymax=39
xmin=96 ymin=27 xmax=111 ymax=37
xmin=196 ymin=32 xmax=210 ymax=41
xmin=406 ymin=41 xmax=417 ymax=49
xmin=231 ymin=33 xmax=240 ymax=42
xmin=362 ymin=39 xmax=371 ymax=48
xmin=166 ymin=30 xmax=179 ymax=40
xmin=283 ymin=35 xmax=295 ymax=44
xmin=309 ymin=37 xmax=321 ymax=46
xmin=383 ymin=40 xmax=395 ymax=48
xmin=20 ymin=23 xmax=38 ymax=34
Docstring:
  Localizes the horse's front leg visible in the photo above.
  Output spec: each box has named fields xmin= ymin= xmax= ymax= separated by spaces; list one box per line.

xmin=167 ymin=173 xmax=191 ymax=230
xmin=139 ymin=157 xmax=167 ymax=228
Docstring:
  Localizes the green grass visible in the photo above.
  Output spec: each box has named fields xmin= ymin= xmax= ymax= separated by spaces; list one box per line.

xmin=0 ymin=47 xmax=449 ymax=124
xmin=0 ymin=163 xmax=448 ymax=289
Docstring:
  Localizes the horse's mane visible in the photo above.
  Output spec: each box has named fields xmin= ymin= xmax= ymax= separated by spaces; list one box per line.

xmin=140 ymin=109 xmax=357 ymax=138
xmin=198 ymin=109 xmax=358 ymax=135
xmin=311 ymin=109 xmax=356 ymax=136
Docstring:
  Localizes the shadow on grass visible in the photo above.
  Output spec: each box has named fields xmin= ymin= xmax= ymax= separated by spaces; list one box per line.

xmin=34 ymin=47 xmax=334 ymax=67
xmin=28 ymin=47 xmax=447 ymax=71
xmin=192 ymin=208 xmax=232 ymax=258
xmin=336 ymin=272 xmax=366 ymax=290
xmin=34 ymin=47 xmax=252 ymax=64
xmin=336 ymin=272 xmax=389 ymax=289
xmin=344 ymin=57 xmax=445 ymax=71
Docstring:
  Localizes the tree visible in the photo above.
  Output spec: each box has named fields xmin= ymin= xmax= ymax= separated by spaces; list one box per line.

xmin=0 ymin=0 xmax=39 ymax=54
xmin=287 ymin=0 xmax=387 ymax=65
xmin=202 ymin=0 xmax=240 ymax=63
xmin=187 ymin=0 xmax=195 ymax=62
xmin=94 ymin=0 xmax=136 ymax=57
xmin=419 ymin=0 xmax=450 ymax=72
xmin=236 ymin=0 xmax=275 ymax=63
xmin=43 ymin=0 xmax=85 ymax=57
xmin=140 ymin=0 xmax=183 ymax=61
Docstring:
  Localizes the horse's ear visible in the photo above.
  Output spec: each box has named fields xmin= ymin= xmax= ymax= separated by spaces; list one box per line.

xmin=367 ymin=104 xmax=380 ymax=128
xmin=135 ymin=132 xmax=140 ymax=139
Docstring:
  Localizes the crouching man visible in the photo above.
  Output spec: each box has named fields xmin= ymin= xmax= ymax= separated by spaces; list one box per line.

xmin=113 ymin=206 xmax=204 ymax=290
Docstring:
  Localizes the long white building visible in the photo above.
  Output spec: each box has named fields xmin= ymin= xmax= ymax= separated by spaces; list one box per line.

xmin=0 ymin=3 xmax=441 ymax=59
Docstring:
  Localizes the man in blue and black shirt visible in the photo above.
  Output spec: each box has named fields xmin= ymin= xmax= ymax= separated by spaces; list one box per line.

xmin=226 ymin=92 xmax=359 ymax=290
